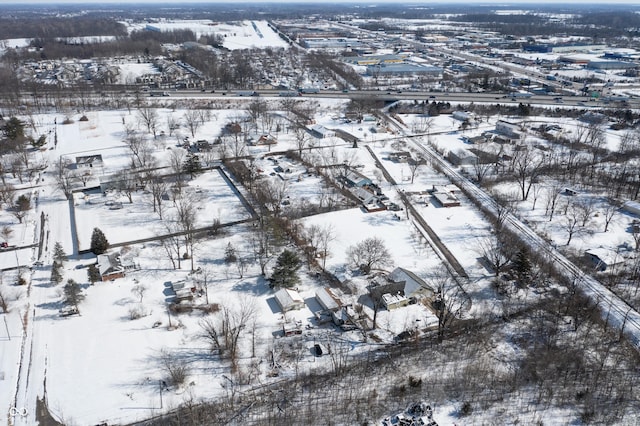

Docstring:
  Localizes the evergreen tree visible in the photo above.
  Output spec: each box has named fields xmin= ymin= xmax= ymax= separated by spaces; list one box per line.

xmin=90 ymin=227 xmax=109 ymax=255
xmin=182 ymin=153 xmax=202 ymax=179
xmin=224 ymin=242 xmax=237 ymax=264
xmin=512 ymin=247 xmax=532 ymax=288
xmin=50 ymin=264 xmax=63 ymax=285
xmin=270 ymin=249 xmax=301 ymax=288
xmin=13 ymin=194 xmax=31 ymax=223
xmin=87 ymin=263 xmax=101 ymax=284
xmin=52 ymin=241 xmax=67 ymax=266
xmin=1 ymin=116 xmax=25 ymax=140
xmin=64 ymin=278 xmax=84 ymax=311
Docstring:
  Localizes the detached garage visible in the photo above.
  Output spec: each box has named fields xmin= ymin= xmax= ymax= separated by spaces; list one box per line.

xmin=274 ymin=288 xmax=305 ymax=312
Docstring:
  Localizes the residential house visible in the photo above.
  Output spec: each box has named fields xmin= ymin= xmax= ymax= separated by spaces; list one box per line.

xmin=340 ymin=169 xmax=373 ymax=187
xmin=256 ymin=134 xmax=278 ymax=146
xmin=97 ymin=252 xmax=136 ymax=281
xmin=75 ymin=154 xmax=104 ymax=170
xmin=584 ymin=248 xmax=625 ymax=272
xmin=310 ymin=124 xmax=335 ymax=139
xmin=495 ymin=120 xmax=522 ymax=140
xmin=274 ymin=288 xmax=305 ymax=312
xmin=389 ymin=267 xmax=436 ymax=300
xmin=448 ymin=148 xmax=478 ymax=166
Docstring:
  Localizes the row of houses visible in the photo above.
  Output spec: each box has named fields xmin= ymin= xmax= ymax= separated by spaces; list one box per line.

xmin=274 ymin=267 xmax=436 ymax=335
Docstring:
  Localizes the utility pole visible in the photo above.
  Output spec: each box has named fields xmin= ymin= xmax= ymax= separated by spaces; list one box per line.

xmin=159 ymin=380 xmax=163 ymax=409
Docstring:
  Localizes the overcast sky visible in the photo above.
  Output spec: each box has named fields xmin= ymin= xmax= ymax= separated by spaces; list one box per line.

xmin=7 ymin=0 xmax=640 ymax=4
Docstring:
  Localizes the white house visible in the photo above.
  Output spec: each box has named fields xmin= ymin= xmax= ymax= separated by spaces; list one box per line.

xmin=310 ymin=124 xmax=335 ymax=139
xmin=584 ymin=248 xmax=625 ymax=272
xmin=389 ymin=267 xmax=436 ymax=300
xmin=448 ymin=148 xmax=478 ymax=166
xmin=274 ymin=288 xmax=305 ymax=312
xmin=495 ymin=120 xmax=522 ymax=140
xmin=623 ymin=201 xmax=640 ymax=217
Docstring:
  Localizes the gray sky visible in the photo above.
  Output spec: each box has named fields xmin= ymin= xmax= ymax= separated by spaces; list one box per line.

xmin=9 ymin=0 xmax=640 ymax=4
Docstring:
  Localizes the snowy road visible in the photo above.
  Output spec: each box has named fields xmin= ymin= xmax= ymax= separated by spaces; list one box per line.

xmin=8 ymin=179 xmax=73 ymax=425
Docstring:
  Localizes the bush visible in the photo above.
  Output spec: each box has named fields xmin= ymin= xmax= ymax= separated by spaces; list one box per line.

xmin=161 ymin=350 xmax=189 ymax=387
xmin=128 ymin=304 xmax=146 ymax=320
xmin=459 ymin=401 xmax=473 ymax=417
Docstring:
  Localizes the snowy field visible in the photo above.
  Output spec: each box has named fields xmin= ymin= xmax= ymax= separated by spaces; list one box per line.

xmin=2 ymin=97 xmax=640 ymax=424
xmin=125 ymin=20 xmax=289 ymax=51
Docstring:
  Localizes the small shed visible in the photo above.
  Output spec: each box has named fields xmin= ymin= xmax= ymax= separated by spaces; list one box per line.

xmin=274 ymin=288 xmax=305 ymax=312
xmin=382 ymin=292 xmax=410 ymax=310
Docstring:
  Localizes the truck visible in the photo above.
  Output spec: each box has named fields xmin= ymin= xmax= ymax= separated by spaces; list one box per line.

xmin=509 ymin=91 xmax=533 ymax=99
xmin=149 ymin=91 xmax=170 ymax=97
xmin=298 ymin=87 xmax=320 ymax=94
xmin=236 ymin=91 xmax=259 ymax=97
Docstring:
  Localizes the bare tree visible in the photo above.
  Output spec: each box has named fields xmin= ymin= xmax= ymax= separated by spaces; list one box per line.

xmin=544 ymin=184 xmax=563 ymax=222
xmin=564 ymin=202 xmax=583 ymax=246
xmin=183 ymin=109 xmax=202 ymax=138
xmin=137 ymin=106 xmax=159 ymax=137
xmin=168 ymin=149 xmax=187 ymax=187
xmin=174 ymin=193 xmax=199 ymax=271
xmin=250 ymin=220 xmax=274 ymax=276
xmin=512 ymin=148 xmax=546 ymax=201
xmin=428 ymin=266 xmax=467 ymax=341
xmin=200 ymin=298 xmax=256 ymax=371
xmin=576 ymin=198 xmax=596 ymax=228
xmin=408 ymin=156 xmax=425 ymax=184
xmin=311 ymin=224 xmax=335 ymax=269
xmin=160 ymin=220 xmax=183 ymax=269
xmin=346 ymin=237 xmax=392 ymax=274
xmin=0 ymin=183 xmax=16 ymax=207
xmin=255 ymin=179 xmax=289 ymax=217
xmin=294 ymin=126 xmax=309 ymax=157
xmin=166 ymin=113 xmax=180 ymax=137
xmin=131 ymin=283 xmax=147 ymax=303
xmin=54 ymin=157 xmax=75 ymax=200
xmin=113 ymin=169 xmax=137 ymax=203
xmin=146 ymin=171 xmax=169 ymax=219
xmin=602 ymin=200 xmax=618 ymax=232
xmin=477 ymin=232 xmax=513 ymax=277
xmin=124 ymin=132 xmax=154 ymax=169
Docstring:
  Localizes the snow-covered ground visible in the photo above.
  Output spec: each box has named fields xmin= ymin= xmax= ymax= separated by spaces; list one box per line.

xmin=1 ymin=96 xmax=640 ymax=424
xmin=125 ymin=20 xmax=289 ymax=51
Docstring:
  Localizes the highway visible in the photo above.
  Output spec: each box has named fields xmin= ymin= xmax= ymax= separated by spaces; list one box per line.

xmin=166 ymin=88 xmax=636 ymax=109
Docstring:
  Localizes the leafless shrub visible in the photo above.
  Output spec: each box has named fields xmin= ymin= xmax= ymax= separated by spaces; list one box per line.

xmin=160 ymin=349 xmax=189 ymax=387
